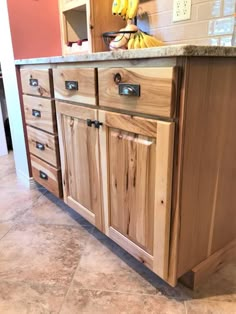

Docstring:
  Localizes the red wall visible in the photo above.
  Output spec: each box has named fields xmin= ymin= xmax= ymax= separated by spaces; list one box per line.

xmin=7 ymin=0 xmax=62 ymax=59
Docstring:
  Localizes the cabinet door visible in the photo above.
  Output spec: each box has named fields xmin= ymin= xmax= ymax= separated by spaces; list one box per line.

xmin=99 ymin=111 xmax=175 ymax=280
xmin=56 ymin=101 xmax=102 ymax=230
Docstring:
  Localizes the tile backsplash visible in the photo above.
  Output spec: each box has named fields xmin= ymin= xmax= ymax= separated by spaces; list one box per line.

xmin=137 ymin=0 xmax=236 ymax=46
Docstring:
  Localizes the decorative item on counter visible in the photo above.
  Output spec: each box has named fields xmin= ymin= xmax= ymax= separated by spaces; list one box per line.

xmin=103 ymin=23 xmax=138 ymax=50
xmin=108 ymin=1 xmax=163 ymax=50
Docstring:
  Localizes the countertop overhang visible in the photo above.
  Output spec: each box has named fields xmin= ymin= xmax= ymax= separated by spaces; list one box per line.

xmin=15 ymin=45 xmax=236 ymax=65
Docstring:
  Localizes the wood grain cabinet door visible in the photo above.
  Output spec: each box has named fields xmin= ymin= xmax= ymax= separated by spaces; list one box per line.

xmin=99 ymin=110 xmax=175 ymax=280
xmin=56 ymin=101 xmax=103 ymax=230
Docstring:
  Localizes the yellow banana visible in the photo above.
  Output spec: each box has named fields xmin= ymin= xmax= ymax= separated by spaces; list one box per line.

xmin=112 ymin=0 xmax=121 ymax=15
xmin=139 ymin=32 xmax=147 ymax=48
xmin=142 ymin=33 xmax=163 ymax=48
xmin=133 ymin=34 xmax=141 ymax=49
xmin=127 ymin=0 xmax=139 ymax=19
xmin=118 ymin=0 xmax=128 ymax=17
xmin=128 ymin=37 xmax=135 ymax=49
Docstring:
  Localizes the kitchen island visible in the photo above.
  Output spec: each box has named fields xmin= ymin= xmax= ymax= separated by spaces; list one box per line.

xmin=15 ymin=45 xmax=236 ymax=289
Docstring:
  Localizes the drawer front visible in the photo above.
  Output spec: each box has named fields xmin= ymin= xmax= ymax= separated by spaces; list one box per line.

xmin=31 ymin=155 xmax=62 ymax=198
xmin=53 ymin=68 xmax=97 ymax=105
xmin=98 ymin=67 xmax=178 ymax=118
xmin=20 ymin=69 xmax=52 ymax=97
xmin=23 ymin=95 xmax=56 ymax=134
xmin=27 ymin=126 xmax=59 ymax=167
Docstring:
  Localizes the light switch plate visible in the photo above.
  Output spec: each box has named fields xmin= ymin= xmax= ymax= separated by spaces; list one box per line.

xmin=173 ymin=0 xmax=192 ymax=22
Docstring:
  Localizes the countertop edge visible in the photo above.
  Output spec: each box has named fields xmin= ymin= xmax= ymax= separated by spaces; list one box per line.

xmin=15 ymin=45 xmax=236 ymax=65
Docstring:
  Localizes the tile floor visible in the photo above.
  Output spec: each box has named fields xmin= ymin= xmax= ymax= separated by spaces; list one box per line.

xmin=0 ymin=152 xmax=235 ymax=314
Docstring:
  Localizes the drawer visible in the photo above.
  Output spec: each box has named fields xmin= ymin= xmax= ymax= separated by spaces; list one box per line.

xmin=31 ymin=155 xmax=62 ymax=198
xmin=98 ymin=67 xmax=178 ymax=118
xmin=53 ymin=68 xmax=97 ymax=105
xmin=20 ymin=69 xmax=52 ymax=97
xmin=27 ymin=126 xmax=59 ymax=167
xmin=23 ymin=95 xmax=56 ymax=134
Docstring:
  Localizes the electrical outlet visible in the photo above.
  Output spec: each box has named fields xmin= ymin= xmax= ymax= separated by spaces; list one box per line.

xmin=173 ymin=0 xmax=192 ymax=22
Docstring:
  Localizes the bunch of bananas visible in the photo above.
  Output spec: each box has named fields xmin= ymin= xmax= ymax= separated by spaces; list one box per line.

xmin=112 ymin=0 xmax=139 ymax=20
xmin=128 ymin=31 xmax=163 ymax=49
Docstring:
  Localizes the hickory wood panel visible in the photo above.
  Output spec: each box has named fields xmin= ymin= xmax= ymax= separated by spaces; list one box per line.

xmin=56 ymin=102 xmax=103 ymax=230
xmin=153 ymin=121 xmax=175 ymax=280
xmin=23 ymin=95 xmax=56 ymax=134
xmin=108 ymin=129 xmax=156 ymax=255
xmin=109 ymin=227 xmax=154 ymax=270
xmin=53 ymin=68 xmax=97 ymax=105
xmin=31 ymin=155 xmax=62 ymax=198
xmin=177 ymin=57 xmax=236 ymax=278
xmin=26 ymin=126 xmax=59 ymax=168
xmin=20 ymin=69 xmax=52 ymax=97
xmin=98 ymin=67 xmax=177 ymax=117
xmin=99 ymin=110 xmax=175 ymax=280
xmin=101 ymin=110 xmax=157 ymax=138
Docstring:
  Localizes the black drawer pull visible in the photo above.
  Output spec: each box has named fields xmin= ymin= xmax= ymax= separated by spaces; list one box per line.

xmin=39 ymin=171 xmax=48 ymax=180
xmin=94 ymin=120 xmax=103 ymax=129
xmin=32 ymin=109 xmax=41 ymax=118
xmin=87 ymin=119 xmax=95 ymax=127
xmin=119 ymin=84 xmax=140 ymax=97
xmin=29 ymin=79 xmax=38 ymax=87
xmin=65 ymin=81 xmax=78 ymax=91
xmin=36 ymin=142 xmax=45 ymax=151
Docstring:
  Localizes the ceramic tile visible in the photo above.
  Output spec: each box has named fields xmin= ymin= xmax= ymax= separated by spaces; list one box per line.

xmin=192 ymin=263 xmax=236 ymax=302
xmin=0 ymin=281 xmax=66 ymax=314
xmin=73 ymin=236 xmax=158 ymax=295
xmin=0 ymin=223 xmax=92 ymax=285
xmin=19 ymin=191 xmax=80 ymax=227
xmin=0 ymin=223 xmax=13 ymax=239
xmin=0 ymin=189 xmax=42 ymax=222
xmin=73 ymin=235 xmax=190 ymax=300
xmin=60 ymin=285 xmax=186 ymax=314
xmin=185 ymin=300 xmax=236 ymax=313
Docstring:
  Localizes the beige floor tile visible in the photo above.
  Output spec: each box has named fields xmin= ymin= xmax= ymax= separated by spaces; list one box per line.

xmin=74 ymin=236 xmax=159 ymax=295
xmin=19 ymin=191 xmax=80 ymax=227
xmin=60 ymin=284 xmax=186 ymax=314
xmin=0 ymin=281 xmax=66 ymax=314
xmin=0 ymin=223 xmax=13 ymax=239
xmin=185 ymin=300 xmax=236 ymax=314
xmin=0 ymin=223 xmax=92 ymax=285
xmin=0 ymin=189 xmax=42 ymax=222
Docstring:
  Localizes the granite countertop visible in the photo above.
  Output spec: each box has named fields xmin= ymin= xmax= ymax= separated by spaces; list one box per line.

xmin=15 ymin=44 xmax=236 ymax=65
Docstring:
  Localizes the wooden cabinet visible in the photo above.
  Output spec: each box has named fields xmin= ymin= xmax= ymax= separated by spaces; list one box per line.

xmin=56 ymin=101 xmax=103 ymax=230
xmin=20 ymin=69 xmax=62 ymax=198
xmin=19 ymin=56 xmax=236 ymax=289
xmin=99 ymin=111 xmax=175 ymax=279
xmin=53 ymin=68 xmax=97 ymax=105
xmin=98 ymin=67 xmax=178 ymax=118
xmin=58 ymin=0 xmax=125 ymax=55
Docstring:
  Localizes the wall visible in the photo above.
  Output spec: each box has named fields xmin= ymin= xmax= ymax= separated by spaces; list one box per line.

xmin=0 ymin=0 xmax=30 ymax=182
xmin=138 ymin=0 xmax=235 ymax=46
xmin=7 ymin=0 xmax=61 ymax=59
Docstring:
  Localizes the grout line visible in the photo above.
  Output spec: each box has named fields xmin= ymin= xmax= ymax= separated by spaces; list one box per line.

xmin=0 ymin=223 xmax=16 ymax=242
xmin=58 ymin=235 xmax=95 ymax=313
xmin=184 ymin=301 xmax=188 ymax=314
